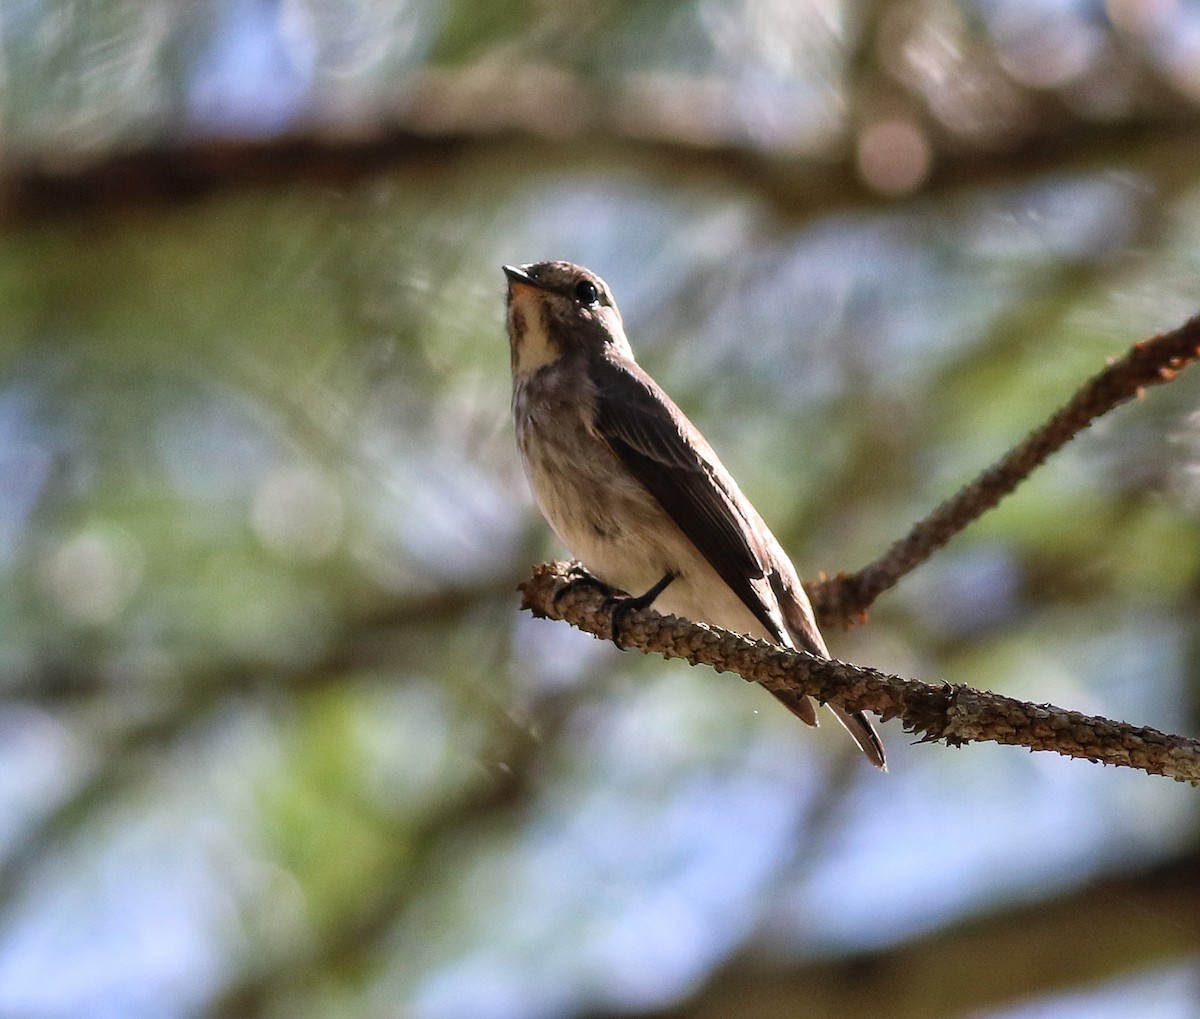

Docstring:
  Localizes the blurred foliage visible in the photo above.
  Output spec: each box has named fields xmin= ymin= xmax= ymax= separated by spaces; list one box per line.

xmin=1 ymin=1 xmax=1200 ymax=1018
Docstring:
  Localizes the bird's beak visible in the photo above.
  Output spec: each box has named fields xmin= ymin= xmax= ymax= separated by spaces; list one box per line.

xmin=503 ymin=264 xmax=546 ymax=291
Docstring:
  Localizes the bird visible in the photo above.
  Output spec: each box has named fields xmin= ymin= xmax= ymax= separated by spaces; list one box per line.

xmin=503 ymin=260 xmax=885 ymax=769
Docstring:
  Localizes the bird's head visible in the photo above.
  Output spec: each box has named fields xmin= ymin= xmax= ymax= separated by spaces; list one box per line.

xmin=503 ymin=261 xmax=632 ymax=378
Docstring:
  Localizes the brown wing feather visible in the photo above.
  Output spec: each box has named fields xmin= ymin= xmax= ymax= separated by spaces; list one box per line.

xmin=590 ymin=356 xmax=786 ymax=645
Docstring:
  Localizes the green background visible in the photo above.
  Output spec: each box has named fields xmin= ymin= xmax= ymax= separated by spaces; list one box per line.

xmin=1 ymin=1 xmax=1199 ymax=1017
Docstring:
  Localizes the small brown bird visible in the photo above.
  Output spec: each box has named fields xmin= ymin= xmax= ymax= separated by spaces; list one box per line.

xmin=504 ymin=260 xmax=885 ymax=768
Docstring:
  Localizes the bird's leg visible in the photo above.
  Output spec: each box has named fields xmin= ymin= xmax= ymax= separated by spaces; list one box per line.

xmin=552 ymin=562 xmax=616 ymax=609
xmin=609 ymin=571 xmax=676 ymax=649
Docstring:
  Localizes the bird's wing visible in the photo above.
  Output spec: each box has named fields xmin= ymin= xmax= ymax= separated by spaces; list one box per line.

xmin=590 ymin=356 xmax=787 ymax=645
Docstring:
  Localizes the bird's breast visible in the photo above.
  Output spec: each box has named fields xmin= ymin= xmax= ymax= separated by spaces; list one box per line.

xmin=514 ymin=376 xmax=672 ymax=589
xmin=513 ymin=373 xmax=781 ymax=643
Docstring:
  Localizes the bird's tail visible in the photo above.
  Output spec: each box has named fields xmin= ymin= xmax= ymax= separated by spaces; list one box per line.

xmin=769 ymin=688 xmax=819 ymax=727
xmin=765 ymin=566 xmax=887 ymax=768
xmin=770 ymin=689 xmax=886 ymax=770
xmin=829 ymin=704 xmax=887 ymax=770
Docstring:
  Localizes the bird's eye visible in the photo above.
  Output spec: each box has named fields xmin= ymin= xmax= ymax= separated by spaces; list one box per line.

xmin=573 ymin=280 xmax=599 ymax=305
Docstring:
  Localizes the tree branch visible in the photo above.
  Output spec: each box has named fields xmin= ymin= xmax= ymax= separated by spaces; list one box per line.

xmin=520 ymin=561 xmax=1200 ymax=783
xmin=808 ymin=313 xmax=1200 ymax=624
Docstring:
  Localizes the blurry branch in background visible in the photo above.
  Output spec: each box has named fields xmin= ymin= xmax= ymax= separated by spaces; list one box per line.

xmin=8 ymin=0 xmax=1200 ymax=221
xmin=0 ymin=578 xmax=516 ymax=922
xmin=6 ymin=74 xmax=1200 ymax=226
xmin=656 ymin=847 xmax=1200 ymax=1019
xmin=206 ymin=687 xmax=572 ymax=1019
xmin=808 ymin=312 xmax=1200 ymax=623
xmin=521 ymin=562 xmax=1200 ymax=783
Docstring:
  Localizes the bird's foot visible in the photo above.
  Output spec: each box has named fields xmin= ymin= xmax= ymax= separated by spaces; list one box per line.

xmin=608 ymin=571 xmax=676 ymax=649
xmin=552 ymin=564 xmax=616 ymax=610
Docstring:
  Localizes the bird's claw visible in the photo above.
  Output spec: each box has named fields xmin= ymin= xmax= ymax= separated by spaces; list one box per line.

xmin=607 ymin=571 xmax=677 ymax=649
xmin=552 ymin=565 xmax=616 ymax=610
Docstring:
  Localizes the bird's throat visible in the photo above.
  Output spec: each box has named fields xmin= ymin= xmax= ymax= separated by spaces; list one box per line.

xmin=509 ymin=300 xmax=561 ymax=378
